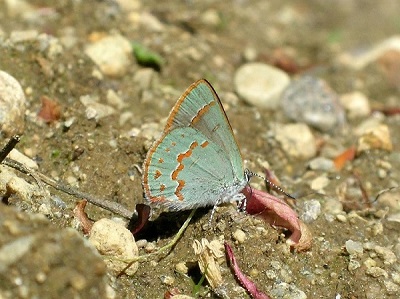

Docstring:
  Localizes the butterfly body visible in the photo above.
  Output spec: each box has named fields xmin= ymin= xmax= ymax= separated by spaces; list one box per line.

xmin=142 ymin=79 xmax=247 ymax=210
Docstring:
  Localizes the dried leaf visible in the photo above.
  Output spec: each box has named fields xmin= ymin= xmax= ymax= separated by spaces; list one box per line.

xmin=334 ymin=146 xmax=356 ymax=171
xmin=243 ymin=186 xmax=312 ymax=251
xmin=224 ymin=242 xmax=271 ymax=299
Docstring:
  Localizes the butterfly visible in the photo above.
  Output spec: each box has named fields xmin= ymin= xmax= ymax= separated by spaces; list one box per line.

xmin=142 ymin=79 xmax=249 ymax=212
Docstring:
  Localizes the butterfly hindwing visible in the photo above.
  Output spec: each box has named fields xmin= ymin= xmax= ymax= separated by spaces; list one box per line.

xmin=143 ymin=79 xmax=247 ymax=209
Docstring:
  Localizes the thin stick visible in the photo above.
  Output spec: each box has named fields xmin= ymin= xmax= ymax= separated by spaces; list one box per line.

xmin=2 ymin=157 xmax=133 ymax=219
xmin=0 ymin=135 xmax=20 ymax=163
xmin=117 ymin=208 xmax=196 ymax=276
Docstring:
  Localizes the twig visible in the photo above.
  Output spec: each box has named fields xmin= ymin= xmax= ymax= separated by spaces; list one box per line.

xmin=2 ymin=157 xmax=134 ymax=219
xmin=0 ymin=135 xmax=20 ymax=163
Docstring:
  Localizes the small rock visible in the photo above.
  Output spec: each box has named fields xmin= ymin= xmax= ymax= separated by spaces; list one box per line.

xmin=339 ymin=91 xmax=371 ymax=118
xmin=89 ymin=218 xmax=139 ymax=276
xmin=201 ymin=9 xmax=221 ymax=27
xmin=85 ymin=34 xmax=132 ymax=77
xmin=106 ymin=89 xmax=126 ymax=110
xmin=138 ymin=12 xmax=165 ymax=32
xmin=232 ymin=229 xmax=247 ymax=243
xmin=80 ymin=95 xmax=116 ymax=121
xmin=366 ymin=267 xmax=388 ymax=278
xmin=309 ymin=176 xmax=330 ymax=192
xmin=234 ymin=63 xmax=290 ymax=109
xmin=0 ymin=70 xmax=26 ymax=136
xmin=345 ymin=240 xmax=363 ymax=257
xmin=375 ymin=189 xmax=400 ymax=213
xmin=175 ymin=262 xmax=188 ymax=274
xmin=356 ymin=124 xmax=393 ymax=153
xmin=348 ymin=258 xmax=361 ymax=271
xmin=133 ymin=68 xmax=157 ymax=91
xmin=281 ymin=76 xmax=345 ymax=132
xmin=384 ymin=279 xmax=399 ymax=294
xmin=160 ymin=275 xmax=175 ymax=286
xmin=336 ymin=214 xmax=347 ymax=222
xmin=273 ymin=123 xmax=317 ymax=159
xmin=269 ymin=282 xmax=307 ymax=299
xmin=9 ymin=30 xmax=39 ymax=43
xmin=300 ymin=200 xmax=321 ymax=223
xmin=308 ymin=157 xmax=335 ymax=171
xmin=338 ymin=35 xmax=400 ymax=70
xmin=374 ymin=245 xmax=397 ymax=265
xmin=363 ymin=258 xmax=377 ymax=268
xmin=8 ymin=149 xmax=38 ymax=170
xmin=323 ymin=198 xmax=344 ymax=215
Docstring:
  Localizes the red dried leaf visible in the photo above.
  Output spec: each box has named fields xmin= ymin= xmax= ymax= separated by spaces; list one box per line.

xmin=38 ymin=96 xmax=61 ymax=123
xmin=130 ymin=204 xmax=151 ymax=235
xmin=225 ymin=242 xmax=271 ymax=299
xmin=333 ymin=146 xmax=356 ymax=171
xmin=243 ymin=186 xmax=312 ymax=251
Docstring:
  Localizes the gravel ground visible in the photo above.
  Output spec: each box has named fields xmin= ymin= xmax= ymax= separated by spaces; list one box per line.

xmin=0 ymin=1 xmax=399 ymax=298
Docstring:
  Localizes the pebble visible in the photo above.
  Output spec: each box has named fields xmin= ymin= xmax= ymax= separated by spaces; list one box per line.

xmin=339 ymin=92 xmax=371 ymax=119
xmin=85 ymin=34 xmax=132 ymax=77
xmin=232 ymin=229 xmax=247 ymax=243
xmin=175 ymin=262 xmax=188 ymax=274
xmin=234 ymin=62 xmax=290 ymax=109
xmin=336 ymin=214 xmax=347 ymax=222
xmin=345 ymin=240 xmax=363 ymax=257
xmin=384 ymin=279 xmax=399 ymax=294
xmin=308 ymin=157 xmax=335 ymax=171
xmin=300 ymin=200 xmax=321 ymax=223
xmin=356 ymin=124 xmax=393 ymax=153
xmin=374 ymin=245 xmax=397 ymax=265
xmin=309 ymin=176 xmax=330 ymax=192
xmin=338 ymin=35 xmax=400 ymax=70
xmin=80 ymin=95 xmax=116 ymax=121
xmin=269 ymin=282 xmax=307 ymax=299
xmin=281 ymin=76 xmax=345 ymax=132
xmin=8 ymin=149 xmax=38 ymax=170
xmin=160 ymin=275 xmax=175 ymax=286
xmin=366 ymin=267 xmax=388 ymax=278
xmin=0 ymin=70 xmax=26 ymax=136
xmin=348 ymin=258 xmax=361 ymax=271
xmin=89 ymin=218 xmax=139 ymax=276
xmin=323 ymin=198 xmax=344 ymax=215
xmin=272 ymin=123 xmax=317 ymax=159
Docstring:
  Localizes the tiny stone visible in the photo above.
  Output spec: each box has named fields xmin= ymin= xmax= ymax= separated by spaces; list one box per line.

xmin=345 ymin=240 xmax=363 ymax=257
xmin=144 ymin=242 xmax=157 ymax=253
xmin=308 ymin=157 xmax=335 ymax=171
xmin=383 ymin=280 xmax=399 ymax=294
xmin=392 ymin=272 xmax=400 ymax=284
xmin=232 ymin=229 xmax=247 ymax=243
xmin=300 ymin=199 xmax=321 ymax=223
xmin=336 ymin=214 xmax=347 ymax=222
xmin=366 ymin=267 xmax=388 ymax=278
xmin=310 ymin=176 xmax=330 ymax=191
xmin=374 ymin=245 xmax=397 ymax=264
xmin=35 ymin=272 xmax=46 ymax=283
xmin=249 ymin=268 xmax=259 ymax=277
xmin=175 ymin=262 xmax=188 ymax=274
xmin=348 ymin=258 xmax=360 ymax=271
xmin=136 ymin=239 xmax=147 ymax=248
xmin=160 ymin=275 xmax=175 ymax=286
xmin=363 ymin=258 xmax=377 ymax=268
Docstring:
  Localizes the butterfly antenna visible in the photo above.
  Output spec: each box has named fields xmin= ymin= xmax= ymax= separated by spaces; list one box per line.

xmin=245 ymin=169 xmax=296 ymax=200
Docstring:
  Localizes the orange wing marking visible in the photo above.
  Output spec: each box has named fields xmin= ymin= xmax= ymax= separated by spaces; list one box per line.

xmin=191 ymin=102 xmax=216 ymax=125
xmin=171 ymin=141 xmax=199 ymax=201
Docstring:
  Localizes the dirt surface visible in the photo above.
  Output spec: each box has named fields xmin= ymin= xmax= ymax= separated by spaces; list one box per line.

xmin=1 ymin=1 xmax=400 ymax=298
